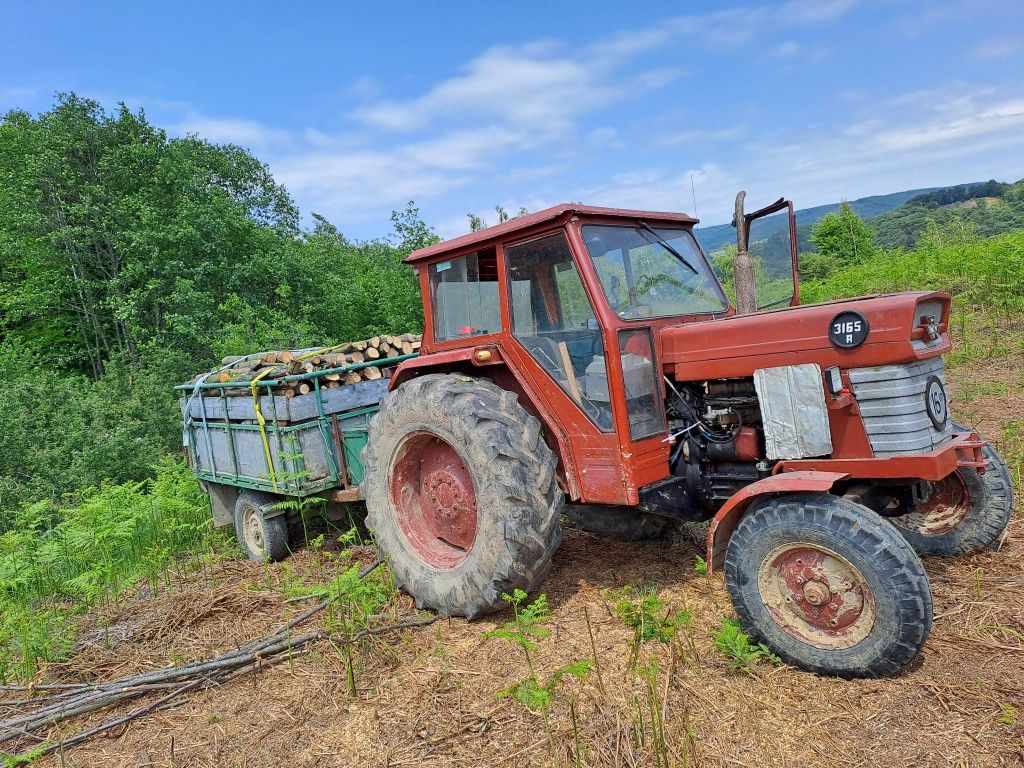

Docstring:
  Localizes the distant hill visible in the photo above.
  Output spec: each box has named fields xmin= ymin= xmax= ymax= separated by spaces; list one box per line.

xmin=694 ymin=187 xmax=939 ymax=254
xmin=870 ymin=179 xmax=1024 ymax=249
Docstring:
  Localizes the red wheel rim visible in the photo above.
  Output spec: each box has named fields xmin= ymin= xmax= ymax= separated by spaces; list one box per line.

xmin=389 ymin=432 xmax=478 ymax=569
xmin=893 ymin=472 xmax=970 ymax=536
xmin=758 ymin=543 xmax=876 ymax=650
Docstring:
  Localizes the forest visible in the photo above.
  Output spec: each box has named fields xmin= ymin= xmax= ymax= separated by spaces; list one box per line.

xmin=0 ymin=94 xmax=432 ymax=513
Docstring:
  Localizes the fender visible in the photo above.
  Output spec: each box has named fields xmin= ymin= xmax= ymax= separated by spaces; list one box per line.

xmin=388 ymin=343 xmax=582 ymax=500
xmin=389 ymin=344 xmax=503 ymax=390
xmin=706 ymin=471 xmax=849 ymax=574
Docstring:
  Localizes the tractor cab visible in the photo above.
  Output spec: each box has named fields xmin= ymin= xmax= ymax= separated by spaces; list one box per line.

xmin=401 ymin=202 xmax=799 ymax=508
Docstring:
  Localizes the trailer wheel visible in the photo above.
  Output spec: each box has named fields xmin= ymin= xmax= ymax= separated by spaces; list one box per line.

xmin=565 ymin=504 xmax=676 ymax=541
xmin=892 ymin=423 xmax=1013 ymax=556
xmin=725 ymin=493 xmax=932 ymax=677
xmin=362 ymin=374 xmax=563 ymax=619
xmin=234 ymin=490 xmax=290 ymax=563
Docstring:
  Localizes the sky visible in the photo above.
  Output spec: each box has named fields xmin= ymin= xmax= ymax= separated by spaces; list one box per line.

xmin=2 ymin=0 xmax=1023 ymax=240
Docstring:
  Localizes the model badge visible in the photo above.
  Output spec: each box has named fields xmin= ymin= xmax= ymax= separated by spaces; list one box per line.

xmin=828 ymin=310 xmax=869 ymax=349
xmin=925 ymin=375 xmax=948 ymax=429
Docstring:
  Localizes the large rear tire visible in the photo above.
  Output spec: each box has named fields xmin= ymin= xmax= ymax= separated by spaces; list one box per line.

xmin=892 ymin=423 xmax=1013 ymax=556
xmin=725 ymin=493 xmax=932 ymax=677
xmin=362 ymin=374 xmax=563 ymax=619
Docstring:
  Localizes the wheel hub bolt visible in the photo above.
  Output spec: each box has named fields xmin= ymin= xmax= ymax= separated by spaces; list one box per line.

xmin=802 ymin=581 xmax=832 ymax=607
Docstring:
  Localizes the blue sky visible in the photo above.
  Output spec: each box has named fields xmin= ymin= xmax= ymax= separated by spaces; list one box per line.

xmin=2 ymin=0 xmax=1023 ymax=240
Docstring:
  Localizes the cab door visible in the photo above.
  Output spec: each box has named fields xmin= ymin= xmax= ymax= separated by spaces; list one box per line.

xmin=743 ymin=198 xmax=800 ymax=309
xmin=500 ymin=230 xmax=630 ymax=504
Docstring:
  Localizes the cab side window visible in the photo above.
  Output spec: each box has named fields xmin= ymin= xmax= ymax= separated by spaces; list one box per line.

xmin=429 ymin=248 xmax=500 ymax=342
xmin=505 ymin=232 xmax=613 ymax=431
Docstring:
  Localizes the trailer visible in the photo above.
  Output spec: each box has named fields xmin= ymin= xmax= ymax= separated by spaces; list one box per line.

xmin=177 ymin=350 xmax=414 ymax=561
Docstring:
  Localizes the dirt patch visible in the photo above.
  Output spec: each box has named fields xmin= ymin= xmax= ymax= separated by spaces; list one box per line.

xmin=5 ymin=361 xmax=1024 ymax=768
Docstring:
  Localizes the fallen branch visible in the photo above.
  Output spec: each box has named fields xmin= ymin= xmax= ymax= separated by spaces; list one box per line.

xmin=0 ymin=559 xmax=440 ymax=758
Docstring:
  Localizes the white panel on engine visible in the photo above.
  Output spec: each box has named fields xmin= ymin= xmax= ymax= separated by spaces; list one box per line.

xmin=753 ymin=363 xmax=833 ymax=460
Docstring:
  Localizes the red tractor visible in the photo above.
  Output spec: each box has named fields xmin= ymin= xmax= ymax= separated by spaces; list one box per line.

xmin=360 ymin=196 xmax=1013 ymax=677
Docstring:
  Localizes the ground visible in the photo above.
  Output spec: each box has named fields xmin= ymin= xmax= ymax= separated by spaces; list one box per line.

xmin=5 ymin=350 xmax=1023 ymax=768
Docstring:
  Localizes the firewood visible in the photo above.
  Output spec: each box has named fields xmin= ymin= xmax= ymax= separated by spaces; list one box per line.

xmin=303 ymin=362 xmax=315 ymax=374
xmin=324 ymin=373 xmax=341 ymax=382
xmin=279 ymin=350 xmax=295 ymax=364
xmin=217 ymin=370 xmax=233 ymax=383
xmin=353 ymin=340 xmax=367 ymax=351
xmin=326 ymin=381 xmax=340 ymax=389
xmin=363 ymin=366 xmax=382 ymax=381
xmin=401 ymin=341 xmax=413 ymax=354
xmin=263 ymin=352 xmax=279 ymax=365
xmin=369 ymin=336 xmax=381 ymax=348
xmin=343 ymin=371 xmax=362 ymax=385
xmin=347 ymin=350 xmax=365 ymax=364
xmin=365 ymin=347 xmax=380 ymax=360
xmin=410 ymin=341 xmax=422 ymax=351
xmin=297 ymin=383 xmax=312 ymax=396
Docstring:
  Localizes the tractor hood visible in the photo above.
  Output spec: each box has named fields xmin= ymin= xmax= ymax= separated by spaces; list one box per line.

xmin=661 ymin=291 xmax=951 ymax=382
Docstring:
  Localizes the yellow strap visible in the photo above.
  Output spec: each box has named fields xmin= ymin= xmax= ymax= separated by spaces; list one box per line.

xmin=245 ymin=344 xmax=349 ymax=493
xmin=250 ymin=367 xmax=279 ymax=492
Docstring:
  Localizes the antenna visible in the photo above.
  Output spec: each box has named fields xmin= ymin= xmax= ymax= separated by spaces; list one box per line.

xmin=690 ymin=172 xmax=698 ymax=220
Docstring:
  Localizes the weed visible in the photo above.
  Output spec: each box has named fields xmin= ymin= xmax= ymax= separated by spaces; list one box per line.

xmin=485 ymin=589 xmax=551 ymax=673
xmin=2 ymin=743 xmax=51 ymax=766
xmin=998 ymin=702 xmax=1018 ymax=726
xmin=0 ymin=458 xmax=224 ymax=681
xmin=693 ymin=555 xmax=707 ymax=575
xmin=711 ymin=617 xmax=781 ymax=672
xmin=613 ymin=585 xmax=696 ymax=670
xmin=497 ymin=659 xmax=593 ymax=713
xmin=485 ymin=591 xmax=593 ymax=763
xmin=308 ymin=564 xmax=394 ymax=696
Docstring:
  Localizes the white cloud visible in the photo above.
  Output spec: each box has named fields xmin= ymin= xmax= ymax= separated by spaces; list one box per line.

xmin=171 ymin=115 xmax=291 ymax=148
xmin=659 ymin=125 xmax=747 ymax=147
xmin=577 ymin=83 xmax=1024 ymax=232
xmin=354 ymin=43 xmax=629 ymax=135
xmin=969 ymin=36 xmax=1023 ymax=61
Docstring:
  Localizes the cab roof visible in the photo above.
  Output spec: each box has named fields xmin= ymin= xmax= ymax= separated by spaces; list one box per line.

xmin=404 ymin=203 xmax=699 ymax=264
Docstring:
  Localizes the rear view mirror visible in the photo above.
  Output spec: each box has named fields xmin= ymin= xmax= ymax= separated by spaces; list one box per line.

xmin=743 ymin=199 xmax=799 ymax=309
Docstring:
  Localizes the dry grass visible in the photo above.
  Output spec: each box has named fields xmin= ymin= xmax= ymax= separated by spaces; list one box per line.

xmin=5 ymin=347 xmax=1024 ymax=768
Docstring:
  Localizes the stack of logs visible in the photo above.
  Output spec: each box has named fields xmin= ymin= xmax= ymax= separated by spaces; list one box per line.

xmin=210 ymin=334 xmax=421 ymax=397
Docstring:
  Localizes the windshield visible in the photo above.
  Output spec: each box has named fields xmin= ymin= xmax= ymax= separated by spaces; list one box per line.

xmin=582 ymin=225 xmax=729 ymax=319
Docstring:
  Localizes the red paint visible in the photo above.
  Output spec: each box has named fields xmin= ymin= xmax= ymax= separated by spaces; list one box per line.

xmin=732 ymin=427 xmax=762 ymax=462
xmin=768 ymin=547 xmax=867 ymax=634
xmin=389 ymin=433 xmax=478 ymax=568
xmin=705 ymin=472 xmax=850 ymax=573
xmin=777 ymin=430 xmax=987 ymax=480
xmin=398 ymin=201 xmax=986 ymax=559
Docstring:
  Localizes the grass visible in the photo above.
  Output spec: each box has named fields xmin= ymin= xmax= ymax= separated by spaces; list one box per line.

xmin=0 ymin=458 xmax=227 ymax=681
xmin=710 ymin=617 xmax=781 ymax=673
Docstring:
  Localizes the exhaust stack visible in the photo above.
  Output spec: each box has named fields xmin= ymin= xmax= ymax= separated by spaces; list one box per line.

xmin=732 ymin=190 xmax=756 ymax=314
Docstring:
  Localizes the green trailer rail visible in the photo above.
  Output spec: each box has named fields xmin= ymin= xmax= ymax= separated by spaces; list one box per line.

xmin=177 ymin=352 xmax=415 ymax=503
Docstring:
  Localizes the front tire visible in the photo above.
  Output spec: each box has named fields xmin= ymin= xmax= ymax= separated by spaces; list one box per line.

xmin=362 ymin=374 xmax=563 ymax=619
xmin=725 ymin=493 xmax=932 ymax=677
xmin=892 ymin=423 xmax=1013 ymax=556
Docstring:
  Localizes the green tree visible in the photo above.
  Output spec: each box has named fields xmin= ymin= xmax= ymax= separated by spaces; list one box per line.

xmin=0 ymin=93 xmax=301 ymax=379
xmin=809 ymin=201 xmax=877 ymax=264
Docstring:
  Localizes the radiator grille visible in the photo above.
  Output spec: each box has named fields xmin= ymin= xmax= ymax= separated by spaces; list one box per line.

xmin=848 ymin=357 xmax=954 ymax=457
